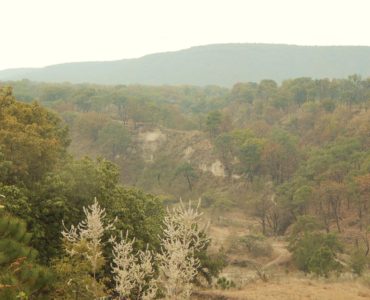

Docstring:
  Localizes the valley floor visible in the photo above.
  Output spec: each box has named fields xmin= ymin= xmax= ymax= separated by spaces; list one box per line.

xmin=193 ymin=275 xmax=370 ymax=299
xmin=199 ymin=210 xmax=370 ymax=300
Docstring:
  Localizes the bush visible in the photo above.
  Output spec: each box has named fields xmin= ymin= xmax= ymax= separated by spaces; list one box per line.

xmin=241 ymin=234 xmax=273 ymax=258
xmin=289 ymin=232 xmax=343 ymax=277
xmin=97 ymin=121 xmax=131 ymax=158
xmin=350 ymin=250 xmax=368 ymax=276
xmin=201 ymin=191 xmax=234 ymax=212
xmin=200 ymin=193 xmax=214 ymax=208
xmin=321 ymin=99 xmax=336 ymax=112
xmin=196 ymin=247 xmax=228 ymax=285
xmin=307 ymin=245 xmax=342 ymax=277
xmin=216 ymin=277 xmax=235 ymax=290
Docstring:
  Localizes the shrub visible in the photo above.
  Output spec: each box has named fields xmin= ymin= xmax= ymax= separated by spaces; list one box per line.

xmin=321 ymin=99 xmax=336 ymax=112
xmin=350 ymin=250 xmax=368 ymax=276
xmin=289 ymin=232 xmax=343 ymax=277
xmin=216 ymin=277 xmax=235 ymax=290
xmin=241 ymin=234 xmax=273 ymax=258
xmin=196 ymin=247 xmax=228 ymax=285
xmin=307 ymin=245 xmax=342 ymax=277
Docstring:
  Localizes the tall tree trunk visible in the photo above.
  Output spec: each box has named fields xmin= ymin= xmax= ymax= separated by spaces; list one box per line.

xmin=186 ymin=174 xmax=192 ymax=191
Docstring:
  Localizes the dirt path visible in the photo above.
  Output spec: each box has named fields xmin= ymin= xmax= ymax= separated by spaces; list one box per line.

xmin=203 ymin=216 xmax=370 ymax=300
xmin=263 ymin=240 xmax=291 ymax=270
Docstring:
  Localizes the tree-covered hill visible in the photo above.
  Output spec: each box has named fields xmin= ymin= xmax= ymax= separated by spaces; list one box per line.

xmin=2 ymin=44 xmax=370 ymax=86
xmin=1 ymin=76 xmax=370 ymax=297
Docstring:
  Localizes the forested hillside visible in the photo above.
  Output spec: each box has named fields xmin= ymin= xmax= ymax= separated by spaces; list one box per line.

xmin=2 ymin=44 xmax=370 ymax=85
xmin=0 ymin=86 xmax=225 ymax=299
xmin=1 ymin=75 xmax=370 ymax=298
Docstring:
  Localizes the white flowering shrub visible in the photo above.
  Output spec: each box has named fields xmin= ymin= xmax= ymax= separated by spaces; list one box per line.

xmin=62 ymin=198 xmax=115 ymax=297
xmin=61 ymin=198 xmax=210 ymax=300
xmin=157 ymin=200 xmax=209 ymax=299
xmin=111 ymin=232 xmax=157 ymax=299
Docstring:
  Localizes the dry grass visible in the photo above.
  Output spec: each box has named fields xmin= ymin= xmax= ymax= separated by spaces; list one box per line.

xmin=202 ymin=221 xmax=370 ymax=299
xmin=202 ymin=207 xmax=370 ymax=300
xmin=194 ymin=276 xmax=370 ymax=300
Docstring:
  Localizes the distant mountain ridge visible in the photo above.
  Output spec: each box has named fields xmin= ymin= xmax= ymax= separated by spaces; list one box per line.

xmin=2 ymin=43 xmax=370 ymax=86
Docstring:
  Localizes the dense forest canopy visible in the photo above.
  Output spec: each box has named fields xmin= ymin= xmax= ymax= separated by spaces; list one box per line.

xmin=3 ymin=75 xmax=370 ymax=234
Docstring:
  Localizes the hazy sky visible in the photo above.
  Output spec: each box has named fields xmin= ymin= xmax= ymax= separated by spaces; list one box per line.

xmin=1 ymin=0 xmax=370 ymax=70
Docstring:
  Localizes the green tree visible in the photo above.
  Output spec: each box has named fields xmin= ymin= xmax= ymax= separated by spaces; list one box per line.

xmin=289 ymin=216 xmax=343 ymax=276
xmin=206 ymin=111 xmax=222 ymax=137
xmin=97 ymin=122 xmax=131 ymax=158
xmin=258 ymin=79 xmax=278 ymax=101
xmin=0 ymin=213 xmax=52 ymax=299
xmin=214 ymin=133 xmax=234 ymax=178
xmin=261 ymin=129 xmax=300 ymax=184
xmin=0 ymin=87 xmax=69 ymax=185
xmin=231 ymin=82 xmax=258 ymax=103
xmin=75 ymin=112 xmax=108 ymax=141
xmin=28 ymin=157 xmax=120 ymax=261
xmin=239 ymin=137 xmax=265 ymax=180
xmin=109 ymin=187 xmax=165 ymax=251
xmin=112 ymin=93 xmax=128 ymax=123
xmin=350 ymin=249 xmax=368 ymax=276
xmin=174 ymin=162 xmax=198 ymax=191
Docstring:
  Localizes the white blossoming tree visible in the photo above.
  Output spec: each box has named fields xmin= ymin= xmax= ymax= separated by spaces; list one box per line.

xmin=111 ymin=233 xmax=157 ymax=300
xmin=157 ymin=200 xmax=209 ymax=299
xmin=62 ymin=198 xmax=115 ymax=298
xmin=59 ymin=198 xmax=209 ymax=300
